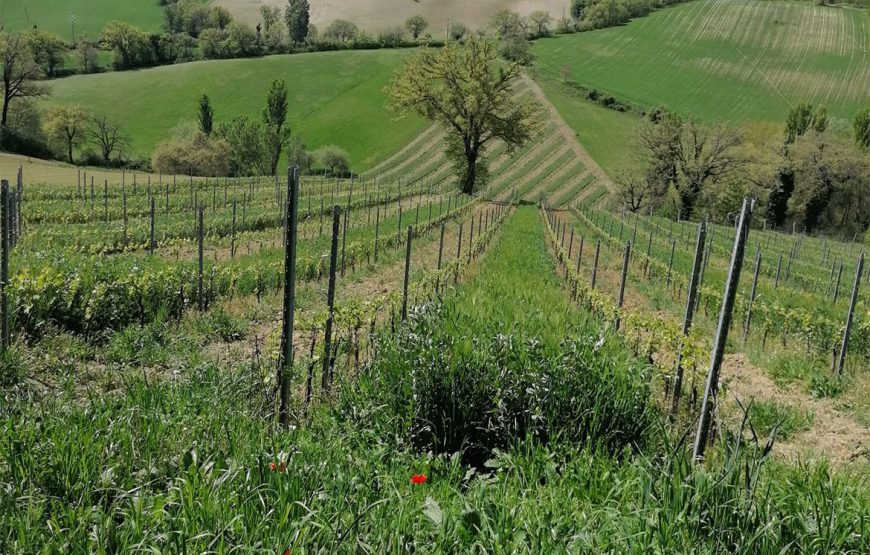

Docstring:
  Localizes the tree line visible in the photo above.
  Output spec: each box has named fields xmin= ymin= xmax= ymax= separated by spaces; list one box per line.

xmin=619 ymin=104 xmax=870 ymax=237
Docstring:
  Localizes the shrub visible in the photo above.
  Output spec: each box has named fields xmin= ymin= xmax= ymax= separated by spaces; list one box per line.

xmin=151 ymin=131 xmax=231 ymax=176
xmin=313 ymin=145 xmax=350 ymax=176
xmin=322 ymin=19 xmax=359 ymax=42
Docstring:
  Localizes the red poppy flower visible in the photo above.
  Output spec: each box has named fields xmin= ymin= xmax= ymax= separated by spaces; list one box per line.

xmin=279 ymin=462 xmax=286 ymax=473
xmin=411 ymin=474 xmax=427 ymax=484
xmin=269 ymin=462 xmax=277 ymax=472
xmin=283 ymin=550 xmax=290 ymax=555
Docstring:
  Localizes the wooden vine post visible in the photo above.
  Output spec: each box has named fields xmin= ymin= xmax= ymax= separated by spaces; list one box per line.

xmin=0 ymin=180 xmax=9 ymax=351
xmin=321 ymin=206 xmax=341 ymax=391
xmin=401 ymin=226 xmax=413 ymax=321
xmin=742 ymin=248 xmax=762 ymax=342
xmin=836 ymin=251 xmax=864 ymax=376
xmin=693 ymin=198 xmax=752 ymax=462
xmin=670 ymin=221 xmax=707 ymax=420
xmin=616 ymin=242 xmax=631 ymax=331
xmin=197 ymin=205 xmax=204 ymax=312
xmin=591 ymin=240 xmax=601 ymax=289
xmin=278 ymin=168 xmax=300 ymax=425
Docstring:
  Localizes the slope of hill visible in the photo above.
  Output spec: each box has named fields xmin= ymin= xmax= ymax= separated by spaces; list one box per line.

xmin=0 ymin=0 xmax=164 ymax=38
xmin=219 ymin=0 xmax=568 ymax=34
xmin=533 ymin=0 xmax=870 ymax=123
xmin=47 ymin=49 xmax=427 ymax=172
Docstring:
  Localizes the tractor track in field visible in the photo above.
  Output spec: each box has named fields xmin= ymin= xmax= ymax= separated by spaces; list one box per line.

xmin=520 ymin=72 xmax=615 ymax=196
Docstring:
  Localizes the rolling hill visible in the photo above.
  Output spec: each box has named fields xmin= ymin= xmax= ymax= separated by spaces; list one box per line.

xmin=533 ymin=0 xmax=870 ymax=123
xmin=47 ymin=49 xmax=427 ymax=172
xmin=0 ymin=0 xmax=165 ymax=38
xmin=217 ymin=0 xmax=568 ymax=34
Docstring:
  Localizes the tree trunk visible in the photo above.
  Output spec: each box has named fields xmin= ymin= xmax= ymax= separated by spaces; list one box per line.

xmin=68 ymin=141 xmax=75 ymax=164
xmin=1 ymin=94 xmax=10 ymax=129
xmin=462 ymin=144 xmax=479 ymax=195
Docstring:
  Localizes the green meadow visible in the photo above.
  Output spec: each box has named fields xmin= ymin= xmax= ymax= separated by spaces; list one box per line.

xmin=0 ymin=0 xmax=165 ymax=39
xmin=533 ymin=0 xmax=870 ymax=123
xmin=48 ymin=49 xmax=427 ymax=172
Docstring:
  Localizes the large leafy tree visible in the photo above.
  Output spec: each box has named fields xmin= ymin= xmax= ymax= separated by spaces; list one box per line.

xmin=388 ymin=36 xmax=539 ymax=194
xmin=285 ymin=0 xmax=310 ymax=44
xmin=43 ymin=105 xmax=90 ymax=164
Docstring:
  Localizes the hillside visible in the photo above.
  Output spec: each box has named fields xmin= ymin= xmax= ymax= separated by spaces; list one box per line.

xmin=533 ymin=0 xmax=870 ymax=123
xmin=219 ymin=0 xmax=568 ymax=34
xmin=47 ymin=49 xmax=427 ymax=172
xmin=0 ymin=0 xmax=164 ymax=38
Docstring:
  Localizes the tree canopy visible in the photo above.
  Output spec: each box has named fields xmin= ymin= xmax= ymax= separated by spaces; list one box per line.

xmin=388 ymin=36 xmax=539 ymax=194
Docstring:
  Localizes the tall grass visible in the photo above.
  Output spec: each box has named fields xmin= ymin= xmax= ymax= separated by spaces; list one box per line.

xmin=1 ymin=207 xmax=868 ymax=552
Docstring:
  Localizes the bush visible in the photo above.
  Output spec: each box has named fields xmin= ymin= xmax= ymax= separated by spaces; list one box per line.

xmin=313 ymin=145 xmax=350 ymax=176
xmin=151 ymin=131 xmax=231 ymax=176
xmin=322 ymin=19 xmax=359 ymax=42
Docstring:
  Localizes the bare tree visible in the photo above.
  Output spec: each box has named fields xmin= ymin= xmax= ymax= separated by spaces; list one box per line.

xmin=89 ymin=116 xmax=129 ymax=166
xmin=0 ymin=33 xmax=46 ymax=143
xmin=637 ymin=114 xmax=742 ymax=219
xmin=616 ymin=171 xmax=654 ymax=213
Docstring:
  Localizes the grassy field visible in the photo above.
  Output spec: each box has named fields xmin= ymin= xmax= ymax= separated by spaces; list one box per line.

xmin=48 ymin=49 xmax=426 ymax=173
xmin=533 ymin=0 xmax=870 ymax=123
xmin=220 ymin=0 xmax=568 ymax=34
xmin=0 ymin=0 xmax=165 ymax=38
xmin=531 ymin=72 xmax=641 ymax=177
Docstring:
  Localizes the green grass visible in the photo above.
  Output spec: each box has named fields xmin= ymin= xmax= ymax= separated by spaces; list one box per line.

xmin=533 ymin=0 xmax=870 ymax=123
xmin=48 ymin=49 xmax=427 ymax=172
xmin=748 ymin=400 xmax=815 ymax=440
xmin=533 ymin=73 xmax=641 ymax=177
xmin=0 ymin=0 xmax=165 ymax=38
xmin=4 ymin=205 xmax=870 ymax=552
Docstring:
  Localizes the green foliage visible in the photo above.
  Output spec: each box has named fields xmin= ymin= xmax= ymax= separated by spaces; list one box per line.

xmin=405 ymin=15 xmax=428 ymax=39
xmin=314 ymin=145 xmax=350 ymax=176
xmin=0 ymin=347 xmax=25 ymax=387
xmin=322 ymin=19 xmax=359 ymax=42
xmin=808 ymin=373 xmax=846 ymax=399
xmin=354 ymin=303 xmax=655 ymax=466
xmin=215 ymin=116 xmax=268 ymax=176
xmin=25 ymin=29 xmax=66 ymax=77
xmin=42 ymin=105 xmax=90 ymax=164
xmin=855 ymin=109 xmax=870 ymax=150
xmin=285 ymin=0 xmax=311 ymax=44
xmin=570 ymin=0 xmax=592 ymax=20
xmin=198 ymin=21 xmax=259 ymax=60
xmin=388 ymin=36 xmax=539 ymax=194
xmin=163 ymin=0 xmax=232 ymax=37
xmin=784 ymin=102 xmax=827 ymax=144
xmin=151 ymin=131 xmax=230 ymax=176
xmin=747 ymin=400 xmax=815 ymax=440
xmin=262 ymin=79 xmax=290 ymax=174
xmin=286 ymin=136 xmax=313 ymax=173
xmin=101 ymin=20 xmax=154 ymax=70
xmin=197 ymin=94 xmax=214 ymax=135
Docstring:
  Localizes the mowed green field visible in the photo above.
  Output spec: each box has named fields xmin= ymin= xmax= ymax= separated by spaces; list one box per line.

xmin=532 ymin=73 xmax=641 ymax=177
xmin=534 ymin=0 xmax=870 ymax=123
xmin=48 ymin=49 xmax=427 ymax=172
xmin=0 ymin=0 xmax=165 ymax=38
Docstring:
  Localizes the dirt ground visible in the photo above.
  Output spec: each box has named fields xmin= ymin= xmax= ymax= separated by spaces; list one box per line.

xmin=218 ymin=0 xmax=569 ymax=34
